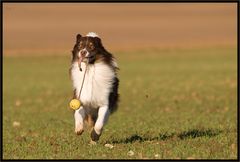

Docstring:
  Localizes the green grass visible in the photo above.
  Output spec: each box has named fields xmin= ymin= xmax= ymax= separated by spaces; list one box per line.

xmin=3 ymin=46 xmax=237 ymax=159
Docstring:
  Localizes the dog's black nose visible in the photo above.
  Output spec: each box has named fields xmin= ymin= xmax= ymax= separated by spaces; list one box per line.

xmin=81 ymin=50 xmax=87 ymax=56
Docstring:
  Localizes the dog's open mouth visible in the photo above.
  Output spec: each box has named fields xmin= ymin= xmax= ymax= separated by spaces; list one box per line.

xmin=78 ymin=51 xmax=95 ymax=71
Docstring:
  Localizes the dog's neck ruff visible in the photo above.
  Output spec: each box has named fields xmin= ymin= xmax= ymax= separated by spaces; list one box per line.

xmin=71 ymin=61 xmax=115 ymax=108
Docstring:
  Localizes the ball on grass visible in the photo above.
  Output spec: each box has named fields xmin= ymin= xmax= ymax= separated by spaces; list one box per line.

xmin=69 ymin=99 xmax=81 ymax=110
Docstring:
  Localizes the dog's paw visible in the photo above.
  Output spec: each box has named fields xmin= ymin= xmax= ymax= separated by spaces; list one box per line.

xmin=90 ymin=128 xmax=101 ymax=141
xmin=75 ymin=129 xmax=84 ymax=135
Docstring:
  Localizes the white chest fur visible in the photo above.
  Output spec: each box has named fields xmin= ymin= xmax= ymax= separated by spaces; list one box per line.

xmin=71 ymin=62 xmax=115 ymax=108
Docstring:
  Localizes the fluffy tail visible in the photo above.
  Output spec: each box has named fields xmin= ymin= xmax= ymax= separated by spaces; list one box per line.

xmin=108 ymin=77 xmax=119 ymax=113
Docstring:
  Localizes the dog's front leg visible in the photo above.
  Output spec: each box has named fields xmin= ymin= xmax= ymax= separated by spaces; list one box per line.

xmin=91 ymin=105 xmax=110 ymax=142
xmin=74 ymin=106 xmax=85 ymax=135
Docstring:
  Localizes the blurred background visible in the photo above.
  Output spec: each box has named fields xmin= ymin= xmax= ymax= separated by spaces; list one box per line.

xmin=3 ymin=3 xmax=237 ymax=55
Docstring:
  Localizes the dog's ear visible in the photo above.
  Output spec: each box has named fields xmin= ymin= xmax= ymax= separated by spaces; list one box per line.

xmin=76 ymin=34 xmax=82 ymax=43
xmin=93 ymin=37 xmax=103 ymax=47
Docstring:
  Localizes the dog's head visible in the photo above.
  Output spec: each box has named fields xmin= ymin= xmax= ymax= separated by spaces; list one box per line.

xmin=71 ymin=32 xmax=105 ymax=64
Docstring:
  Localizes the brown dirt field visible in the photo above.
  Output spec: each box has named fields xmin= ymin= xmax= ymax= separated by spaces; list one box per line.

xmin=3 ymin=3 xmax=237 ymax=55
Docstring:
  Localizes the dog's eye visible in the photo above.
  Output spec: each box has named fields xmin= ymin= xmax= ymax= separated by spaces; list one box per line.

xmin=89 ymin=43 xmax=95 ymax=50
xmin=78 ymin=42 xmax=84 ymax=48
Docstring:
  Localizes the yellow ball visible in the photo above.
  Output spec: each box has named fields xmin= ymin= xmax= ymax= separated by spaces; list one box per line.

xmin=69 ymin=99 xmax=81 ymax=110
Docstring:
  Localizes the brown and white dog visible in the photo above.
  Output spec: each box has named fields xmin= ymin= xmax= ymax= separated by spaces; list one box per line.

xmin=69 ymin=32 xmax=119 ymax=142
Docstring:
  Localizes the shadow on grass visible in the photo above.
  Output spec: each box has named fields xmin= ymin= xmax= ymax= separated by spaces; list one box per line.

xmin=110 ymin=128 xmax=222 ymax=144
xmin=178 ymin=129 xmax=222 ymax=140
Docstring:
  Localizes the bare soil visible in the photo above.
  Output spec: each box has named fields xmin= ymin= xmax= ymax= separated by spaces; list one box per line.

xmin=3 ymin=3 xmax=237 ymax=55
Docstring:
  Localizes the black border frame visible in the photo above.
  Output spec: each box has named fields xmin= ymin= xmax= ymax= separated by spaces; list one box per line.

xmin=0 ymin=0 xmax=239 ymax=161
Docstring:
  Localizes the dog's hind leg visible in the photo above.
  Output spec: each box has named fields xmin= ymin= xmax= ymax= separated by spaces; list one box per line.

xmin=91 ymin=105 xmax=110 ymax=142
xmin=74 ymin=106 xmax=86 ymax=135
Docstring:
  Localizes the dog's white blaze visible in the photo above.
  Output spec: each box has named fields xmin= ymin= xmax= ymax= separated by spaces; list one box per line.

xmin=86 ymin=32 xmax=99 ymax=38
xmin=71 ymin=61 xmax=115 ymax=108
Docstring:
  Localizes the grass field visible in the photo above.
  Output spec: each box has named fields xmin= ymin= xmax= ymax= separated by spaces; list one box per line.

xmin=2 ymin=47 xmax=237 ymax=159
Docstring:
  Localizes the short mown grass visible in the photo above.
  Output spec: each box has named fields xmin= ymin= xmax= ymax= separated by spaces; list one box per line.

xmin=2 ymin=46 xmax=237 ymax=159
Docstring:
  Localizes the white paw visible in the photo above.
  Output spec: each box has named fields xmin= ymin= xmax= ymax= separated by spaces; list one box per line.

xmin=75 ymin=126 xmax=84 ymax=135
